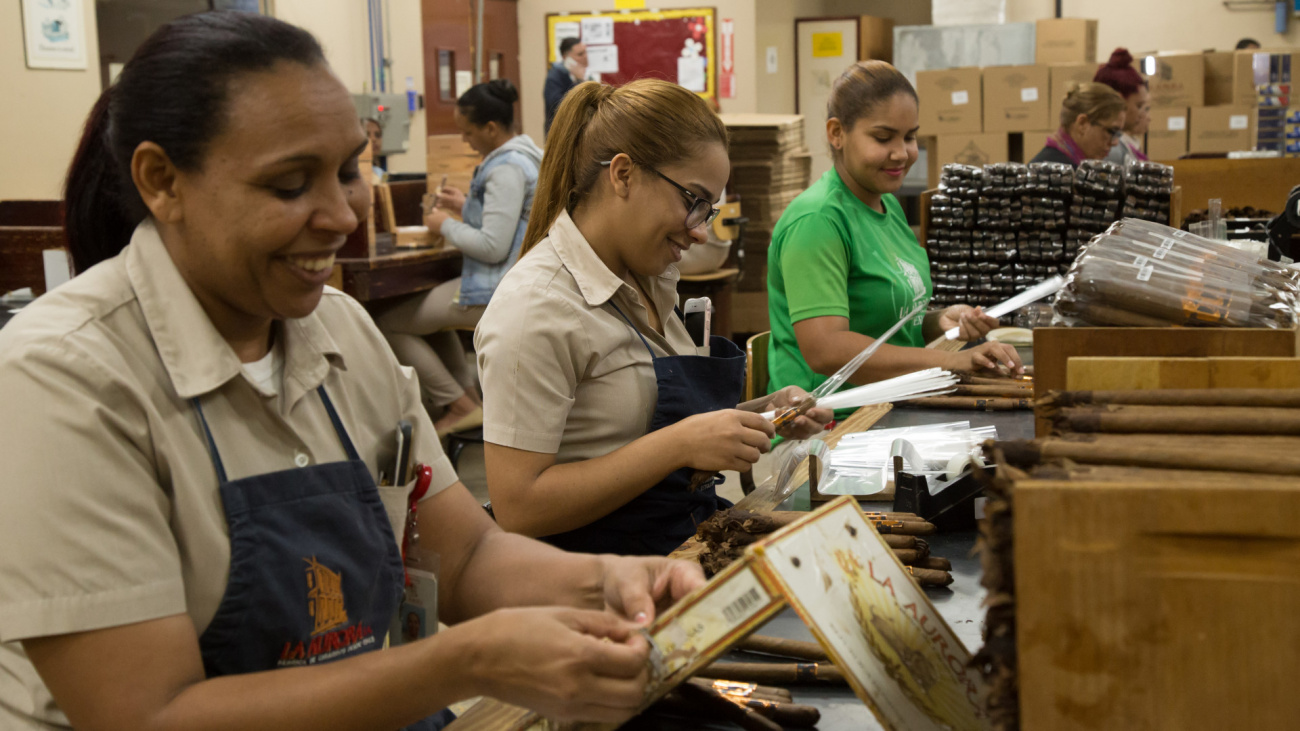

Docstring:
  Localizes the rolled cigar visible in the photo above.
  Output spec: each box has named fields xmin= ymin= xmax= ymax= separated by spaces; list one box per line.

xmin=733 ymin=697 xmax=822 ymax=728
xmin=882 ymin=534 xmax=918 ymax=549
xmin=894 ymin=548 xmax=920 ymax=564
xmin=687 ymin=677 xmax=792 ymax=703
xmin=873 ymin=519 xmax=936 ymax=536
xmin=1028 ymin=462 xmax=1300 ymax=489
xmin=954 ymin=371 xmax=1034 ymax=386
xmin=696 ymin=662 xmax=847 ymax=685
xmin=736 ymin=635 xmax=829 ymax=662
xmin=1046 ymin=388 xmax=1300 ymax=409
xmin=1054 ymin=404 xmax=1300 ymax=435
xmin=907 ymin=566 xmax=954 ymax=587
xmin=861 ymin=511 xmax=923 ymax=521
xmin=998 ymin=435 xmax=1300 ymax=477
xmin=674 ymin=681 xmax=783 ymax=731
xmin=916 ymin=556 xmax=953 ymax=571
xmin=900 ymin=396 xmax=1033 ymax=411
xmin=952 ymin=384 xmax=1034 ymax=398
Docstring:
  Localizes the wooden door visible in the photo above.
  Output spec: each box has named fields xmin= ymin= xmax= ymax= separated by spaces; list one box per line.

xmin=421 ymin=0 xmax=520 ymax=137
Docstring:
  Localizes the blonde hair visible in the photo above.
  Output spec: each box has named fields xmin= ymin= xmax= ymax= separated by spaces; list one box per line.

xmin=522 ymin=79 xmax=728 ymax=255
xmin=1059 ymin=81 xmax=1126 ymax=129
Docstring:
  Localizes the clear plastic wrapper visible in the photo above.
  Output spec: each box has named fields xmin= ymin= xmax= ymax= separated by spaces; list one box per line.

xmin=816 ymin=422 xmax=997 ymax=497
xmin=1053 ymin=218 xmax=1300 ymax=329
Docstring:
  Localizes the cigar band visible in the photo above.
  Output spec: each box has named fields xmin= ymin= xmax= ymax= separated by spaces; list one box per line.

xmin=641 ymin=629 xmax=667 ymax=691
xmin=710 ymin=680 xmax=756 ymax=697
xmin=795 ymin=663 xmax=817 ymax=682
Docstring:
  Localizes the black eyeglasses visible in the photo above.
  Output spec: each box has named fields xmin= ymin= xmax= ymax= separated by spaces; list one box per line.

xmin=600 ymin=159 xmax=720 ymax=229
xmin=1102 ymin=125 xmax=1124 ymax=141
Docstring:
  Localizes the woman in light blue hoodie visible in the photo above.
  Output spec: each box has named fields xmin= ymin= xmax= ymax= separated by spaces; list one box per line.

xmin=376 ymin=79 xmax=543 ymax=435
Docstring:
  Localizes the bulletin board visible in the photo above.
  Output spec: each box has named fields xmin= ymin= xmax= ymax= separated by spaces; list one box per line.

xmin=546 ymin=8 xmax=717 ymax=100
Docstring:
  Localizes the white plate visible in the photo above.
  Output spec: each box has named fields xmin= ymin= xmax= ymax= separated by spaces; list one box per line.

xmin=986 ymin=327 xmax=1033 ymax=346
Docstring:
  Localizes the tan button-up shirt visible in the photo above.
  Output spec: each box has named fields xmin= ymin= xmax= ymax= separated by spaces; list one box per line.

xmin=476 ymin=210 xmax=696 ymax=461
xmin=0 ymin=220 xmax=456 ymax=728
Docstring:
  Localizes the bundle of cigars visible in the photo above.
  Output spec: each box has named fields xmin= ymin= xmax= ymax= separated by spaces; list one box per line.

xmin=898 ymin=369 xmax=1034 ymax=411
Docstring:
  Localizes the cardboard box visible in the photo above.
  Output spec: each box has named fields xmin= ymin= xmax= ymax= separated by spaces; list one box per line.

xmin=916 ymin=67 xmax=983 ymax=135
xmin=1145 ymin=106 xmax=1189 ymax=160
xmin=1035 ymin=18 xmax=1097 ymax=65
xmin=1141 ymin=53 xmax=1205 ymax=108
xmin=858 ymin=15 xmax=893 ymax=63
xmin=1189 ymin=105 xmax=1256 ymax=153
xmin=983 ymin=64 xmax=1051 ymax=132
xmin=1204 ymin=51 xmax=1236 ymax=106
xmin=1049 ymin=63 xmax=1098 ymax=125
xmin=925 ymin=133 xmax=1009 ymax=188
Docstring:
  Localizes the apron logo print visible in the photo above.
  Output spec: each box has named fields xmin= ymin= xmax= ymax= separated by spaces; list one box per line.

xmin=304 ymin=556 xmax=349 ymax=635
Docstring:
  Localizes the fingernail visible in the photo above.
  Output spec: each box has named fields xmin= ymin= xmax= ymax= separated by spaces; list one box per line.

xmin=634 ymin=612 xmax=648 ymax=625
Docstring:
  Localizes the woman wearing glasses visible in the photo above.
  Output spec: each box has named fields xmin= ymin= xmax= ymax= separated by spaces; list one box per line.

xmin=1029 ymin=81 xmax=1127 ymax=166
xmin=474 ymin=79 xmax=831 ymax=556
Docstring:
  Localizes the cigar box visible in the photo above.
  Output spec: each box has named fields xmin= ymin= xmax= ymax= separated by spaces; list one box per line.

xmin=1032 ymin=326 xmax=1300 ymax=435
xmin=1014 ymin=474 xmax=1300 ymax=730
xmin=392 ymin=226 xmax=440 ymax=249
xmin=444 ymin=497 xmax=990 ymax=731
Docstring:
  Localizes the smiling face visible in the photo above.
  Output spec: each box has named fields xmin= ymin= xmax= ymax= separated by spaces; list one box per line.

xmin=828 ymin=92 xmax=919 ymax=211
xmin=163 ymin=62 xmax=368 ymax=330
xmin=615 ymin=143 xmax=730 ymax=277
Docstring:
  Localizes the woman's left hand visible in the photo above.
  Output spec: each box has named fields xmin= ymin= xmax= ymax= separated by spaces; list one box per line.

xmin=600 ymin=555 xmax=706 ymax=626
xmin=425 ymin=207 xmax=451 ymax=231
xmin=939 ymin=304 xmax=999 ymax=342
xmin=768 ymin=386 xmax=834 ymax=440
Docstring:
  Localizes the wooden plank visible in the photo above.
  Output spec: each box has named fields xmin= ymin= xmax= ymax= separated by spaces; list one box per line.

xmin=1164 ymin=156 xmax=1300 ymax=213
xmin=1066 ymin=357 xmax=1210 ymax=391
xmin=0 ymin=226 xmax=66 ymax=296
xmin=1033 ymin=327 xmax=1300 ymax=436
xmin=1210 ymin=357 xmax=1300 ymax=388
xmin=1016 ymin=477 xmax=1300 ymax=730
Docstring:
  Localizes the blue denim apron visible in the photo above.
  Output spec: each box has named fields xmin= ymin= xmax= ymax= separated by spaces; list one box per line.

xmin=541 ymin=303 xmax=746 ymax=556
xmin=193 ymin=386 xmax=453 ymax=730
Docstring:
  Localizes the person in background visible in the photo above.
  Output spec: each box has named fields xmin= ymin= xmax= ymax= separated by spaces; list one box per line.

xmin=0 ymin=13 xmax=702 ymax=730
xmin=1029 ymin=82 xmax=1127 ymax=167
xmin=766 ymin=61 xmax=1019 ymax=438
xmin=375 ymin=79 xmax=542 ymax=436
xmin=477 ymin=79 xmax=832 ymax=556
xmin=1093 ymin=49 xmax=1151 ymax=164
xmin=1237 ymin=38 xmax=1261 ymax=50
xmin=363 ymin=117 xmax=387 ymax=178
xmin=544 ymin=38 xmax=588 ymax=136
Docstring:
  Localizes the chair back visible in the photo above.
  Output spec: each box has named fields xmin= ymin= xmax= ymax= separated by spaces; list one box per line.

xmin=744 ymin=330 xmax=770 ymax=402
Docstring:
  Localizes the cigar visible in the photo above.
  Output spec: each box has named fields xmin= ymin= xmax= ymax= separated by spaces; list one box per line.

xmin=906 ymin=566 xmax=954 ymax=587
xmin=674 ymin=682 xmax=784 ymax=731
xmin=687 ymin=677 xmax=792 ymax=703
xmin=873 ymin=519 xmax=936 ymax=536
xmin=953 ymin=384 xmax=1034 ymax=398
xmin=736 ymin=635 xmax=829 ymax=663
xmin=731 ymin=697 xmax=822 ymax=727
xmin=882 ymin=534 xmax=917 ymax=549
xmin=696 ymin=662 xmax=847 ymax=685
xmin=916 ymin=556 xmax=953 ymax=571
xmin=900 ymin=396 xmax=1033 ymax=411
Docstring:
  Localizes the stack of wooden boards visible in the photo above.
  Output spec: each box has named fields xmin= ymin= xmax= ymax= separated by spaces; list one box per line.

xmin=425 ymin=134 xmax=478 ymax=202
xmin=971 ymin=385 xmax=1300 ymax=730
xmin=717 ymin=114 xmax=811 ymax=292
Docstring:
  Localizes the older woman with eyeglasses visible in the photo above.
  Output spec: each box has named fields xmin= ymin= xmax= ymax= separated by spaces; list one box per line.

xmin=1030 ymin=81 xmax=1127 ymax=167
xmin=473 ymin=80 xmax=832 ymax=556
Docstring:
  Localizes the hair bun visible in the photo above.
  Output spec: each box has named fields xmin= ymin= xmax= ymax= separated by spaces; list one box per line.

xmin=1107 ymin=48 xmax=1134 ymax=68
xmin=487 ymin=78 xmax=518 ymax=104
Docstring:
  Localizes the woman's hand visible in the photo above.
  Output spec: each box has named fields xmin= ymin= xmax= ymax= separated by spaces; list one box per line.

xmin=600 ymin=555 xmax=706 ymax=625
xmin=939 ymin=305 xmax=999 ymax=342
xmin=424 ymin=207 xmax=451 ymax=231
xmin=457 ymin=607 xmax=652 ymax=723
xmin=767 ymin=386 xmax=833 ymax=440
xmin=435 ymin=185 xmax=466 ymax=212
xmin=671 ymin=409 xmax=775 ymax=473
xmin=945 ymin=341 xmax=1023 ymax=375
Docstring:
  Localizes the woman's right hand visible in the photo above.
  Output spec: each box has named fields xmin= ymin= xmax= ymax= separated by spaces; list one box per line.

xmin=457 ymin=607 xmax=652 ymax=723
xmin=435 ymin=186 xmax=466 ymax=212
xmin=672 ymin=409 xmax=775 ymax=472
xmin=945 ymin=341 xmax=1024 ymax=375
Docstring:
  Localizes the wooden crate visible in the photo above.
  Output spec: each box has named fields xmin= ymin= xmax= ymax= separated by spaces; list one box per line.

xmin=1016 ymin=476 xmax=1300 ymax=730
xmin=1067 ymin=356 xmax=1300 ymax=390
xmin=1032 ymin=326 xmax=1300 ymax=435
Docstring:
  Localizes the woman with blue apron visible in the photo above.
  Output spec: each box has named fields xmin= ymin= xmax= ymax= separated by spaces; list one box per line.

xmin=475 ymin=78 xmax=834 ymax=557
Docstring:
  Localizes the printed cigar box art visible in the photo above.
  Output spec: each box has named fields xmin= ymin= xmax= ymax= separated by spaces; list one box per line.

xmin=754 ymin=496 xmax=991 ymax=731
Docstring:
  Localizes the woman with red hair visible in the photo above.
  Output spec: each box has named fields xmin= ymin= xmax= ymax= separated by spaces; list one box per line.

xmin=1094 ymin=48 xmax=1151 ymax=163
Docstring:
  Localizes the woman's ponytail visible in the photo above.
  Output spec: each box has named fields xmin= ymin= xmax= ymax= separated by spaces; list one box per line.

xmin=63 ymin=88 xmax=141 ymax=274
xmin=521 ymin=81 xmax=612 ymax=255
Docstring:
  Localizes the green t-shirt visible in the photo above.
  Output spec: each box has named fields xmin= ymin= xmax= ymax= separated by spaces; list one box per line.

xmin=766 ymin=168 xmax=933 ymax=399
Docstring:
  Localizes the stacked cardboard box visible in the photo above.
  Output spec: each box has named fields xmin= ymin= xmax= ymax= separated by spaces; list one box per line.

xmin=1035 ymin=18 xmax=1097 ymax=65
xmin=718 ymin=114 xmax=812 ymax=292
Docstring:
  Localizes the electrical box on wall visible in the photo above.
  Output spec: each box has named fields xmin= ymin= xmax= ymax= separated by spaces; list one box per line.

xmin=352 ymin=93 xmax=411 ymax=156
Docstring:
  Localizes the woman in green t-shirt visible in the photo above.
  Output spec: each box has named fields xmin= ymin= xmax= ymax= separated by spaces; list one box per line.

xmin=767 ymin=60 xmax=1022 ymax=398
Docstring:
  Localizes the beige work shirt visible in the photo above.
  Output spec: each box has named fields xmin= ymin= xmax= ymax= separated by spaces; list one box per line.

xmin=476 ymin=209 xmax=696 ymax=461
xmin=0 ymin=220 xmax=457 ymax=728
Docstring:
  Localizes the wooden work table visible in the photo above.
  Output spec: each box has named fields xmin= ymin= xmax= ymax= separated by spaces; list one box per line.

xmin=332 ymin=234 xmax=462 ymax=302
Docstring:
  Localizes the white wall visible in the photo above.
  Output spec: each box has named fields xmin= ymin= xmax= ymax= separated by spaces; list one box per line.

xmin=1005 ymin=0 xmax=1300 ymax=53
xmin=516 ymin=0 xmax=760 ymax=143
xmin=275 ymin=0 xmax=429 ymax=174
xmin=0 ymin=1 xmax=102 ymax=200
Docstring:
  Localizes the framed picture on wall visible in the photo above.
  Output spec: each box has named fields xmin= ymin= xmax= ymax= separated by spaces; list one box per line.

xmin=21 ymin=0 xmax=88 ymax=70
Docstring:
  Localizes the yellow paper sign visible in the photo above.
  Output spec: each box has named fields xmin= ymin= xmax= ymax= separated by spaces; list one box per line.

xmin=812 ymin=31 xmax=843 ymax=58
xmin=615 ymin=0 xmax=647 ymax=8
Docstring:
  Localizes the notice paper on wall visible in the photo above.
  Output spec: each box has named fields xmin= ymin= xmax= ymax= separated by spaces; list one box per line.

xmin=678 ymin=54 xmax=706 ymax=92
xmin=454 ymin=70 xmax=473 ymax=99
xmin=580 ymin=16 xmax=615 ymax=45
xmin=586 ymin=44 xmax=619 ymax=74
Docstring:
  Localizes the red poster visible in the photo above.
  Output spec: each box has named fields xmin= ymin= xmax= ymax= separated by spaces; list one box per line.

xmin=719 ymin=18 xmax=734 ymax=99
